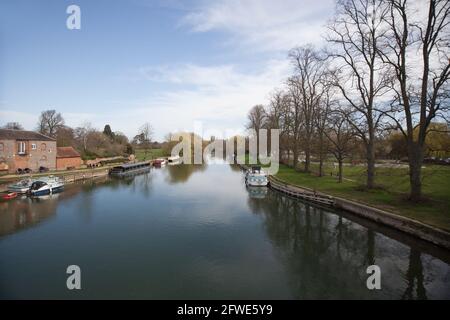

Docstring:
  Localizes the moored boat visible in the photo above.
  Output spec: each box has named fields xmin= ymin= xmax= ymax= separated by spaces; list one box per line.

xmin=245 ymin=166 xmax=269 ymax=187
xmin=168 ymin=155 xmax=181 ymax=165
xmin=108 ymin=161 xmax=151 ymax=177
xmin=2 ymin=192 xmax=18 ymax=200
xmin=153 ymin=158 xmax=167 ymax=167
xmin=7 ymin=178 xmax=35 ymax=193
xmin=29 ymin=176 xmax=65 ymax=197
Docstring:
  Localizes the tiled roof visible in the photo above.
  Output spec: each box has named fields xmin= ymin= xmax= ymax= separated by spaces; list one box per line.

xmin=0 ymin=129 xmax=55 ymax=141
xmin=57 ymin=147 xmax=81 ymax=158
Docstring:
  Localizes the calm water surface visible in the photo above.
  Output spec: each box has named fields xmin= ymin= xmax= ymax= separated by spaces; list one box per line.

xmin=0 ymin=163 xmax=449 ymax=299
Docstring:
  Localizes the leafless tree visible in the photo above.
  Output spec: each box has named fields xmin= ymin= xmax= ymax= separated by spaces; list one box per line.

xmin=315 ymin=83 xmax=335 ymax=177
xmin=137 ymin=123 xmax=154 ymax=159
xmin=74 ymin=122 xmax=94 ymax=152
xmin=327 ymin=0 xmax=391 ymax=188
xmin=289 ymin=45 xmax=326 ymax=172
xmin=324 ymin=111 xmax=356 ymax=183
xmin=246 ymin=105 xmax=267 ymax=160
xmin=377 ymin=0 xmax=450 ymax=201
xmin=37 ymin=109 xmax=65 ymax=138
xmin=2 ymin=122 xmax=23 ymax=130
xmin=286 ymin=77 xmax=305 ymax=169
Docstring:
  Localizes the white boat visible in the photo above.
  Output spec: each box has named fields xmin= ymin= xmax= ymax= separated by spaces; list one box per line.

xmin=153 ymin=158 xmax=167 ymax=167
xmin=8 ymin=178 xmax=35 ymax=193
xmin=168 ymin=155 xmax=181 ymax=165
xmin=245 ymin=166 xmax=269 ymax=187
xmin=29 ymin=176 xmax=65 ymax=197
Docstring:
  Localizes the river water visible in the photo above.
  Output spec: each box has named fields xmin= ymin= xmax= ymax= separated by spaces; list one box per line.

xmin=0 ymin=163 xmax=449 ymax=299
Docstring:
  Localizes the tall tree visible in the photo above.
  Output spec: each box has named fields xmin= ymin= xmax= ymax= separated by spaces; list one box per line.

xmin=324 ymin=111 xmax=356 ymax=183
xmin=286 ymin=78 xmax=304 ymax=169
xmin=327 ymin=0 xmax=391 ymax=188
xmin=246 ymin=105 xmax=266 ymax=161
xmin=289 ymin=46 xmax=326 ymax=172
xmin=378 ymin=0 xmax=450 ymax=201
xmin=37 ymin=109 xmax=65 ymax=138
xmin=137 ymin=123 xmax=154 ymax=159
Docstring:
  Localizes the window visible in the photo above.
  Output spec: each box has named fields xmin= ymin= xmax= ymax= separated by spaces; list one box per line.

xmin=41 ymin=143 xmax=47 ymax=151
xmin=31 ymin=143 xmax=37 ymax=150
xmin=0 ymin=143 xmax=4 ymax=152
xmin=18 ymin=142 xmax=26 ymax=155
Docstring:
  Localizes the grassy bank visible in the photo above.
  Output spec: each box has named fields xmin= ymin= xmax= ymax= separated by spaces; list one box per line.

xmin=135 ymin=148 xmax=168 ymax=161
xmin=274 ymin=163 xmax=450 ymax=232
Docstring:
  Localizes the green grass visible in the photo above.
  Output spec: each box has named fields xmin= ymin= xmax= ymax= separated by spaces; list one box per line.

xmin=135 ymin=148 xmax=169 ymax=161
xmin=275 ymin=163 xmax=450 ymax=232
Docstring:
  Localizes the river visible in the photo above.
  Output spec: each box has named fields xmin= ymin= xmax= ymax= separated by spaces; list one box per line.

xmin=0 ymin=163 xmax=449 ymax=299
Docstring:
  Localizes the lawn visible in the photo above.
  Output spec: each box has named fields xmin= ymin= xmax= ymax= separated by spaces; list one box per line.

xmin=135 ymin=148 xmax=169 ymax=161
xmin=274 ymin=163 xmax=450 ymax=232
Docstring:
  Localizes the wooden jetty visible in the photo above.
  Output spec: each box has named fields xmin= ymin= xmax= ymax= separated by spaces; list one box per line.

xmin=268 ymin=175 xmax=335 ymax=206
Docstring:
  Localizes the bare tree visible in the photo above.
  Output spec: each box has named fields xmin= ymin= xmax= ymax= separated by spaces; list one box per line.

xmin=378 ymin=0 xmax=450 ymax=201
xmin=286 ymin=78 xmax=304 ymax=169
xmin=324 ymin=111 xmax=356 ymax=183
xmin=289 ymin=45 xmax=326 ymax=172
xmin=37 ymin=109 xmax=65 ymax=138
xmin=137 ymin=123 xmax=154 ymax=159
xmin=2 ymin=122 xmax=23 ymax=130
xmin=327 ymin=0 xmax=391 ymax=188
xmin=315 ymin=83 xmax=335 ymax=177
xmin=246 ymin=105 xmax=266 ymax=161
xmin=74 ymin=122 xmax=94 ymax=153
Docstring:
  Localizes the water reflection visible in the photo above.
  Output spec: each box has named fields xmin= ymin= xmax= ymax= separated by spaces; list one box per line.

xmin=246 ymin=191 xmax=450 ymax=299
xmin=165 ymin=164 xmax=207 ymax=184
xmin=0 ymin=164 xmax=449 ymax=299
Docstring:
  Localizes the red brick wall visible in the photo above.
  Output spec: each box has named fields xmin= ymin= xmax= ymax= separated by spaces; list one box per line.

xmin=56 ymin=157 xmax=82 ymax=170
xmin=0 ymin=139 xmax=57 ymax=173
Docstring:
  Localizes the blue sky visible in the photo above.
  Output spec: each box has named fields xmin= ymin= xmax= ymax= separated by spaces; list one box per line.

xmin=0 ymin=0 xmax=334 ymax=140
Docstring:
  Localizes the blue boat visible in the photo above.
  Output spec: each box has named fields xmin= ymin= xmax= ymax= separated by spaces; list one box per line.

xmin=29 ymin=176 xmax=65 ymax=197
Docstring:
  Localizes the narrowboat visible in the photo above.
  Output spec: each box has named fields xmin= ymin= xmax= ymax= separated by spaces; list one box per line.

xmin=29 ymin=176 xmax=65 ymax=197
xmin=245 ymin=166 xmax=269 ymax=187
xmin=108 ymin=161 xmax=151 ymax=177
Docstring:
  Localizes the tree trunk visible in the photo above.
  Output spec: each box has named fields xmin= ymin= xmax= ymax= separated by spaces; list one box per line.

xmin=366 ymin=142 xmax=375 ymax=189
xmin=304 ymin=147 xmax=310 ymax=173
xmin=408 ymin=142 xmax=424 ymax=202
xmin=293 ymin=146 xmax=299 ymax=170
xmin=319 ymin=157 xmax=324 ymax=177
xmin=338 ymin=158 xmax=343 ymax=183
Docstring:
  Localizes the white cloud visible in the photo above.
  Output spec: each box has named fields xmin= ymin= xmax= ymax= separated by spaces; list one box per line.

xmin=127 ymin=59 xmax=291 ymax=140
xmin=181 ymin=0 xmax=335 ymax=51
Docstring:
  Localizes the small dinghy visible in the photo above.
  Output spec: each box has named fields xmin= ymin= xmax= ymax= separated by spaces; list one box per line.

xmin=2 ymin=192 xmax=18 ymax=200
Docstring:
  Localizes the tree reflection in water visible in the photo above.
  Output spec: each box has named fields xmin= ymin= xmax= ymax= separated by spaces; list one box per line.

xmin=246 ymin=190 xmax=450 ymax=299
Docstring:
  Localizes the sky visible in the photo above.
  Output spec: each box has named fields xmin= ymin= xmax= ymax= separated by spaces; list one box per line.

xmin=0 ymin=0 xmax=335 ymax=141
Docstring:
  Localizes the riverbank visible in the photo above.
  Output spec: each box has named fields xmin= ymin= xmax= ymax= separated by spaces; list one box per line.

xmin=239 ymin=162 xmax=450 ymax=249
xmin=0 ymin=166 xmax=114 ymax=192
xmin=275 ymin=164 xmax=450 ymax=232
xmin=268 ymin=174 xmax=450 ymax=250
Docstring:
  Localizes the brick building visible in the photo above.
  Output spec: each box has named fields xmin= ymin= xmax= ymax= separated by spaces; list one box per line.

xmin=0 ymin=129 xmax=57 ymax=173
xmin=56 ymin=146 xmax=82 ymax=170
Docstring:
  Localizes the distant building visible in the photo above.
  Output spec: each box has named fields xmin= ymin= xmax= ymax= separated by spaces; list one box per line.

xmin=0 ymin=129 xmax=56 ymax=173
xmin=56 ymin=147 xmax=82 ymax=170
